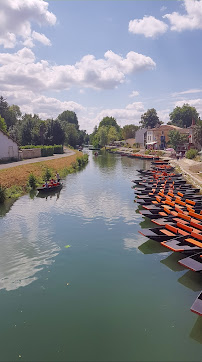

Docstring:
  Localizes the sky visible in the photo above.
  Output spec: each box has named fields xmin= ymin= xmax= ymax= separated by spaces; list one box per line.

xmin=0 ymin=0 xmax=202 ymax=133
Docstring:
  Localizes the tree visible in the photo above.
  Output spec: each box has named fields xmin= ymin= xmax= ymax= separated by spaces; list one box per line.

xmin=44 ymin=119 xmax=65 ymax=145
xmin=65 ymin=124 xmax=78 ymax=148
xmin=99 ymin=116 xmax=120 ymax=133
xmin=193 ymin=120 xmax=202 ymax=149
xmin=0 ymin=116 xmax=7 ymax=132
xmin=108 ymin=126 xmax=119 ymax=144
xmin=140 ymin=108 xmax=162 ymax=129
xmin=168 ymin=130 xmax=188 ymax=151
xmin=0 ymin=97 xmax=21 ymax=129
xmin=58 ymin=110 xmax=79 ymax=129
xmin=97 ymin=126 xmax=108 ymax=147
xmin=122 ymin=124 xmax=139 ymax=140
xmin=169 ymin=103 xmax=199 ymax=128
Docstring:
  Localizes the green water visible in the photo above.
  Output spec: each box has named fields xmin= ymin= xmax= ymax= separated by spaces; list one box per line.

xmin=0 ymin=151 xmax=202 ymax=361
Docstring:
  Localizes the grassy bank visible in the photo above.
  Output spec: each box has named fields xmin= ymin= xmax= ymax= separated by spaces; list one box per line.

xmin=0 ymin=151 xmax=88 ymax=200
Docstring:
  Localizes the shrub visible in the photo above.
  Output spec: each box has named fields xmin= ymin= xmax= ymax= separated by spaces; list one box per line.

xmin=185 ymin=149 xmax=198 ymax=159
xmin=41 ymin=146 xmax=54 ymax=157
xmin=43 ymin=168 xmax=52 ymax=181
xmin=0 ymin=184 xmax=6 ymax=203
xmin=28 ymin=173 xmax=37 ymax=189
xmin=54 ymin=145 xmax=63 ymax=154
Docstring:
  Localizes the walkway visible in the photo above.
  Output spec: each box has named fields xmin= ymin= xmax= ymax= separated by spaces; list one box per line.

xmin=0 ymin=148 xmax=75 ymax=170
xmin=169 ymin=157 xmax=202 ymax=191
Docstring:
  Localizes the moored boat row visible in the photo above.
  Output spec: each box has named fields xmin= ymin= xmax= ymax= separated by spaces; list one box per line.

xmin=134 ymin=159 xmax=202 ymax=316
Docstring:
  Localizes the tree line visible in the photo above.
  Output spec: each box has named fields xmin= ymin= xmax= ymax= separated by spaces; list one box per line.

xmin=0 ymin=95 xmax=201 ymax=149
xmin=0 ymin=96 xmax=89 ymax=148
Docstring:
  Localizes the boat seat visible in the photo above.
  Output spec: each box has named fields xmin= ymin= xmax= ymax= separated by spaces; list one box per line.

xmin=160 ymin=229 xmax=175 ymax=236
xmin=185 ymin=238 xmax=202 ymax=248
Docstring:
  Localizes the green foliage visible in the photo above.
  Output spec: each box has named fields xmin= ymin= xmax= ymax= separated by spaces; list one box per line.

xmin=28 ymin=173 xmax=37 ymax=189
xmin=140 ymin=108 xmax=162 ymax=129
xmin=193 ymin=120 xmax=202 ymax=149
xmin=0 ymin=116 xmax=7 ymax=132
xmin=97 ymin=126 xmax=108 ymax=147
xmin=185 ymin=149 xmax=198 ymax=159
xmin=53 ymin=145 xmax=63 ymax=154
xmin=41 ymin=146 xmax=54 ymax=157
xmin=107 ymin=126 xmax=119 ymax=144
xmin=43 ymin=168 xmax=52 ymax=181
xmin=44 ymin=119 xmax=65 ymax=145
xmin=58 ymin=110 xmax=79 ymax=129
xmin=65 ymin=124 xmax=78 ymax=148
xmin=0 ymin=184 xmax=6 ymax=203
xmin=169 ymin=103 xmax=199 ymax=128
xmin=168 ymin=130 xmax=188 ymax=151
xmin=122 ymin=125 xmax=139 ymax=139
xmin=99 ymin=116 xmax=120 ymax=132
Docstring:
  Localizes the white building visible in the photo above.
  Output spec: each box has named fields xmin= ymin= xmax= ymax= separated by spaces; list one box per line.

xmin=0 ymin=129 xmax=19 ymax=162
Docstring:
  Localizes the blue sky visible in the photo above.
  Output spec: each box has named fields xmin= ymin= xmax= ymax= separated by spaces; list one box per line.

xmin=0 ymin=0 xmax=202 ymax=133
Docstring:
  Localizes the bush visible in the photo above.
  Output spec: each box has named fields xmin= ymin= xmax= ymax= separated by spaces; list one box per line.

xmin=41 ymin=146 xmax=54 ymax=157
xmin=43 ymin=168 xmax=52 ymax=181
xmin=28 ymin=173 xmax=37 ymax=189
xmin=54 ymin=145 xmax=63 ymax=154
xmin=0 ymin=184 xmax=6 ymax=203
xmin=185 ymin=149 xmax=198 ymax=159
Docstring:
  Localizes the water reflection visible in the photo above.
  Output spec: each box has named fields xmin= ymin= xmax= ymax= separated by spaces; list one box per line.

xmin=0 ymin=198 xmax=60 ymax=291
xmin=138 ymin=239 xmax=167 ymax=254
xmin=190 ymin=316 xmax=202 ymax=344
xmin=0 ymin=198 xmax=17 ymax=217
xmin=178 ymin=270 xmax=202 ymax=292
xmin=160 ymin=252 xmax=187 ymax=272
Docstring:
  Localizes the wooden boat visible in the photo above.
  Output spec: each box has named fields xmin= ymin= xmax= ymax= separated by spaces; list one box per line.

xmin=178 ymin=252 xmax=202 ymax=272
xmin=191 ymin=292 xmax=202 ymax=316
xmin=37 ymin=182 xmax=63 ymax=193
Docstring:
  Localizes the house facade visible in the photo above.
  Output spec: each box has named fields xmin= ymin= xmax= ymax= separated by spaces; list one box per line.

xmin=0 ymin=129 xmax=19 ymax=162
xmin=146 ymin=125 xmax=190 ymax=150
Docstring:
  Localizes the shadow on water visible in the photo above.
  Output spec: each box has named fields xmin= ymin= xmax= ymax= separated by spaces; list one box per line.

xmin=138 ymin=239 xmax=167 ymax=254
xmin=178 ymin=270 xmax=202 ymax=292
xmin=36 ymin=189 xmax=61 ymax=200
xmin=160 ymin=252 xmax=187 ymax=272
xmin=0 ymin=198 xmax=17 ymax=217
xmin=190 ymin=316 xmax=202 ymax=344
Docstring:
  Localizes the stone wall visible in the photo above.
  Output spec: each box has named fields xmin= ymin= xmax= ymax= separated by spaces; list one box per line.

xmin=21 ymin=148 xmax=41 ymax=159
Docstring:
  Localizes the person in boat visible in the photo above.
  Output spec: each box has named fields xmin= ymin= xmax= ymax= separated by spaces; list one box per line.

xmin=56 ymin=172 xmax=60 ymax=182
xmin=45 ymin=180 xmax=49 ymax=188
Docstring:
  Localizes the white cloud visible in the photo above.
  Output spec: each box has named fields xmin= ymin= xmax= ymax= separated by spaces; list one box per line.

xmin=95 ymin=102 xmax=145 ymax=128
xmin=32 ymin=31 xmax=51 ymax=46
xmin=129 ymin=90 xmax=139 ymax=97
xmin=160 ymin=6 xmax=167 ymax=12
xmin=0 ymin=48 xmax=156 ymax=93
xmin=129 ymin=15 xmax=168 ymax=38
xmin=172 ymin=89 xmax=202 ymax=97
xmin=0 ymin=0 xmax=56 ymax=48
xmin=164 ymin=0 xmax=202 ymax=31
xmin=175 ymin=98 xmax=202 ymax=115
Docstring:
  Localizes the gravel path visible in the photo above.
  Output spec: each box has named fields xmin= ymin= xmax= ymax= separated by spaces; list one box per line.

xmin=0 ymin=148 xmax=75 ymax=170
xmin=169 ymin=157 xmax=202 ymax=191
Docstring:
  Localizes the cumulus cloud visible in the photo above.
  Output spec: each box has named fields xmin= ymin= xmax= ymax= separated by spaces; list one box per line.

xmin=129 ymin=15 xmax=168 ymax=38
xmin=0 ymin=0 xmax=56 ymax=48
xmin=164 ymin=0 xmax=202 ymax=31
xmin=0 ymin=48 xmax=156 ymax=93
xmin=175 ymin=98 xmax=202 ymax=115
xmin=129 ymin=90 xmax=139 ymax=97
xmin=95 ymin=102 xmax=145 ymax=128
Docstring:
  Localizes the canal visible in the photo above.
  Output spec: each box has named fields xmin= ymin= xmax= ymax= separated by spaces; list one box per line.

xmin=0 ymin=151 xmax=201 ymax=361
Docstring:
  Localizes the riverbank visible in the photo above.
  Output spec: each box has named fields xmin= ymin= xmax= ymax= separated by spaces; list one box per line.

xmin=0 ymin=151 xmax=88 ymax=199
xmin=168 ymin=157 xmax=202 ymax=192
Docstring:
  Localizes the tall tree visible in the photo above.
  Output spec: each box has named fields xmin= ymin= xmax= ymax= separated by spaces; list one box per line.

xmin=65 ymin=124 xmax=78 ymax=148
xmin=58 ymin=110 xmax=79 ymax=129
xmin=108 ymin=126 xmax=119 ymax=143
xmin=140 ymin=108 xmax=162 ymax=129
xmin=122 ymin=124 xmax=139 ymax=140
xmin=99 ymin=116 xmax=120 ymax=133
xmin=169 ymin=103 xmax=199 ymax=128
xmin=97 ymin=126 xmax=108 ymax=147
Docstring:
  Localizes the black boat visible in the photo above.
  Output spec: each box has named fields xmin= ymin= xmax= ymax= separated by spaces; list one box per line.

xmin=37 ymin=182 xmax=63 ymax=193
